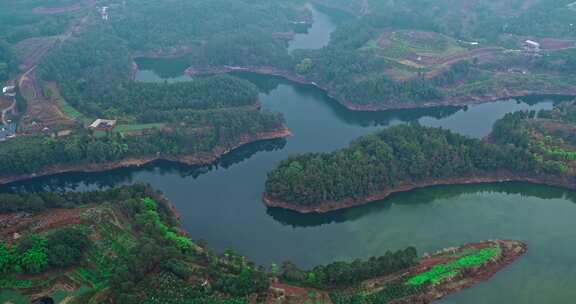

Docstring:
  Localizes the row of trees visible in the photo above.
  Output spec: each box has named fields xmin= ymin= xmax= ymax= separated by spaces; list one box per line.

xmin=281 ymin=247 xmax=417 ymax=288
xmin=0 ymin=184 xmax=155 ymax=213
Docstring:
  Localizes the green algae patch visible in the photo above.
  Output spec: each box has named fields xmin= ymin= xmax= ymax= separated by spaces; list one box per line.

xmin=408 ymin=247 xmax=501 ymax=286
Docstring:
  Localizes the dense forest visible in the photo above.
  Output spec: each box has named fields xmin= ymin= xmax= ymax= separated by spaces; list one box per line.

xmin=39 ymin=27 xmax=262 ymax=121
xmin=110 ymin=0 xmax=303 ymax=63
xmin=265 ymin=123 xmax=566 ymax=206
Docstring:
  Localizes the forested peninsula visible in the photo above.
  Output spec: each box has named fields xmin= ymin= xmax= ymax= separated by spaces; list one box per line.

xmin=0 ymin=184 xmax=527 ymax=303
xmin=264 ymin=102 xmax=576 ymax=213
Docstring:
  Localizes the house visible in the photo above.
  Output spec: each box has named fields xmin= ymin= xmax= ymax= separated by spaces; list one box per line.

xmin=89 ymin=119 xmax=117 ymax=131
xmin=0 ymin=123 xmax=17 ymax=141
xmin=524 ymin=40 xmax=541 ymax=52
xmin=2 ymin=86 xmax=16 ymax=97
xmin=100 ymin=6 xmax=109 ymax=20
xmin=56 ymin=129 xmax=73 ymax=137
xmin=508 ymin=68 xmax=528 ymax=75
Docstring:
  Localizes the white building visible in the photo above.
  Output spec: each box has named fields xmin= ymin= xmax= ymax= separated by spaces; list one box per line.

xmin=524 ymin=40 xmax=541 ymax=52
xmin=90 ymin=119 xmax=117 ymax=130
xmin=100 ymin=6 xmax=109 ymax=20
xmin=2 ymin=86 xmax=16 ymax=97
xmin=2 ymin=86 xmax=14 ymax=93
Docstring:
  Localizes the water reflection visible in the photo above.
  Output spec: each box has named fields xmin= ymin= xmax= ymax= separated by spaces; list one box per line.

xmin=267 ymin=182 xmax=576 ymax=228
xmin=233 ymin=71 xmax=466 ymax=127
xmin=288 ymin=3 xmax=350 ymax=51
xmin=1 ymin=138 xmax=287 ymax=194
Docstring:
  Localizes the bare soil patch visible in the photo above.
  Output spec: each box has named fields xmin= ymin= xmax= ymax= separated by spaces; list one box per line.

xmin=18 ymin=71 xmax=75 ymax=134
xmin=377 ymin=29 xmax=395 ymax=49
xmin=539 ymin=38 xmax=576 ymax=50
xmin=267 ymin=283 xmax=332 ymax=304
xmin=0 ymin=208 xmax=83 ymax=241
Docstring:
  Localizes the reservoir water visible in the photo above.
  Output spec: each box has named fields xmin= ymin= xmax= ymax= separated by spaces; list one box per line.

xmin=288 ymin=3 xmax=342 ymax=51
xmin=6 ymin=4 xmax=576 ymax=304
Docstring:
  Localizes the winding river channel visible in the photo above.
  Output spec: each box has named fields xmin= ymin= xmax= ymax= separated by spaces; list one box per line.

xmin=4 ymin=4 xmax=576 ymax=304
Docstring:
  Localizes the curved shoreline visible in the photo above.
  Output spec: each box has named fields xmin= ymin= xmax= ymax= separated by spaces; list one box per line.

xmin=183 ymin=65 xmax=576 ymax=112
xmin=263 ymin=172 xmax=576 ymax=214
xmin=0 ymin=126 xmax=291 ymax=186
xmin=394 ymin=239 xmax=528 ymax=304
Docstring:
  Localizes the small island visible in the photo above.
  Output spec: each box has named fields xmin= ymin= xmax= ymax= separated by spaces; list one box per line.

xmin=264 ymin=102 xmax=576 ymax=213
xmin=0 ymin=185 xmax=526 ymax=304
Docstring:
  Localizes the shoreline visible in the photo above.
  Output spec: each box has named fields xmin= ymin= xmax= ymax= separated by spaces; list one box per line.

xmin=181 ymin=65 xmax=576 ymax=112
xmin=263 ymin=172 xmax=576 ymax=214
xmin=0 ymin=126 xmax=292 ymax=186
xmin=394 ymin=239 xmax=528 ymax=304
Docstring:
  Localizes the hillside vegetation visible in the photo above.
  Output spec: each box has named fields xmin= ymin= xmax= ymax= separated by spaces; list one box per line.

xmin=0 ymin=184 xmax=438 ymax=304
